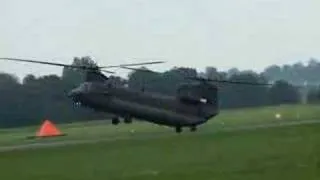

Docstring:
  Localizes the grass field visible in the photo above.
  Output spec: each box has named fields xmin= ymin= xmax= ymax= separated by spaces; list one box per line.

xmin=0 ymin=104 xmax=320 ymax=179
xmin=0 ymin=123 xmax=319 ymax=180
xmin=1 ymin=104 xmax=320 ymax=146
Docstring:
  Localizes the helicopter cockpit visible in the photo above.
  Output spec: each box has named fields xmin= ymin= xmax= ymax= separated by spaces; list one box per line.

xmin=78 ymin=82 xmax=92 ymax=92
xmin=68 ymin=82 xmax=92 ymax=98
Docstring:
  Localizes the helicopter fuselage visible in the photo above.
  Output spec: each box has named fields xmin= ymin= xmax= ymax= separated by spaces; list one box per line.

xmin=68 ymin=82 xmax=219 ymax=129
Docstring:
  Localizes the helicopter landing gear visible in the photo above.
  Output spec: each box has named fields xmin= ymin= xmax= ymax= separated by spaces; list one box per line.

xmin=175 ymin=126 xmax=182 ymax=133
xmin=190 ymin=126 xmax=197 ymax=132
xmin=112 ymin=117 xmax=120 ymax=125
xmin=124 ymin=116 xmax=132 ymax=124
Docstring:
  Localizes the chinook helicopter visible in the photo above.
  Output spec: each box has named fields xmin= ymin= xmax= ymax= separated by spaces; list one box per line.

xmin=0 ymin=57 xmax=271 ymax=133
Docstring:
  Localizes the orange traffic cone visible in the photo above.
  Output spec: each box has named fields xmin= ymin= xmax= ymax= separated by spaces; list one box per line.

xmin=35 ymin=120 xmax=65 ymax=138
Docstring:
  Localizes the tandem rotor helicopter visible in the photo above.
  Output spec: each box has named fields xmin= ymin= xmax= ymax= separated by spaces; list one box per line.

xmin=0 ymin=57 xmax=271 ymax=133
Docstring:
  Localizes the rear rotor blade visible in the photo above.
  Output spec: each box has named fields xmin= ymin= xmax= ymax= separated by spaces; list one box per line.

xmin=101 ymin=70 xmax=115 ymax=74
xmin=187 ymin=76 xmax=273 ymax=86
xmin=209 ymin=79 xmax=272 ymax=86
xmin=100 ymin=61 xmax=166 ymax=68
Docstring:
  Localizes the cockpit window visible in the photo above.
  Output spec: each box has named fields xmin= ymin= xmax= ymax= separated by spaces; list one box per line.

xmin=79 ymin=82 xmax=91 ymax=92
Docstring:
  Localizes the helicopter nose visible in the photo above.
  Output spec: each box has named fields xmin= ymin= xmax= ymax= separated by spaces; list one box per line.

xmin=67 ymin=89 xmax=82 ymax=101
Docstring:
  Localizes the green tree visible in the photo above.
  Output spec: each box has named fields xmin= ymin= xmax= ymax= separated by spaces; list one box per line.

xmin=268 ymin=80 xmax=300 ymax=105
xmin=219 ymin=72 xmax=269 ymax=108
xmin=62 ymin=56 xmax=98 ymax=88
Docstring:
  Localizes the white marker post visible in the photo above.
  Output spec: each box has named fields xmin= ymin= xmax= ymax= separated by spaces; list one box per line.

xmin=275 ymin=113 xmax=281 ymax=119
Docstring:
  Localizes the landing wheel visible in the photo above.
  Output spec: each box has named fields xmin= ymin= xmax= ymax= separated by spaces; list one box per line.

xmin=175 ymin=126 xmax=182 ymax=133
xmin=124 ymin=116 xmax=132 ymax=124
xmin=190 ymin=126 xmax=197 ymax=132
xmin=112 ymin=117 xmax=120 ymax=125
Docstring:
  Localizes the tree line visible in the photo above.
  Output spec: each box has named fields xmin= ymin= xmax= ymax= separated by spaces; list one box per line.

xmin=0 ymin=56 xmax=320 ymax=128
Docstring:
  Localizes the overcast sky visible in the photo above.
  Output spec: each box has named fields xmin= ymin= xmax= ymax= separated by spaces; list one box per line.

xmin=1 ymin=0 xmax=320 ymax=80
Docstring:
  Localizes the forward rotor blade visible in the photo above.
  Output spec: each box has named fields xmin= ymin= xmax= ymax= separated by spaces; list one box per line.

xmin=120 ymin=66 xmax=159 ymax=73
xmin=0 ymin=57 xmax=164 ymax=73
xmin=0 ymin=57 xmax=73 ymax=67
xmin=0 ymin=57 xmax=116 ymax=73
xmin=187 ymin=77 xmax=273 ymax=86
xmin=100 ymin=61 xmax=166 ymax=68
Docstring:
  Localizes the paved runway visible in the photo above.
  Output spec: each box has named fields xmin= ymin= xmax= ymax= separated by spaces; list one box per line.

xmin=0 ymin=119 xmax=319 ymax=152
